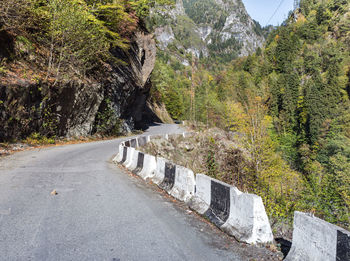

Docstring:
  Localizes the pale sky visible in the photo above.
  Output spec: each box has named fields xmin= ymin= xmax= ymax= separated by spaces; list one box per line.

xmin=242 ymin=0 xmax=295 ymax=26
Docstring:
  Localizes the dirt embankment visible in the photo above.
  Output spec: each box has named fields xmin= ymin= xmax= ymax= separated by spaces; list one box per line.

xmin=141 ymin=128 xmax=252 ymax=190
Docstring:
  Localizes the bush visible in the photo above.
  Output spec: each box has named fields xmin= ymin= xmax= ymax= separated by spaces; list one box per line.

xmin=24 ymin=132 xmax=55 ymax=145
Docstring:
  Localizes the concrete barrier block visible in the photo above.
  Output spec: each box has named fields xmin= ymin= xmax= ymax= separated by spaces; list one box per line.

xmin=169 ymin=165 xmax=195 ymax=203
xmin=285 ymin=211 xmax=350 ymax=261
xmin=159 ymin=161 xmax=176 ymax=191
xmin=189 ymin=174 xmax=231 ymax=227
xmin=115 ymin=146 xmax=128 ymax=164
xmin=152 ymin=157 xmax=167 ymax=185
xmin=127 ymin=149 xmax=140 ymax=171
xmin=188 ymin=174 xmax=212 ymax=214
xmin=132 ymin=152 xmax=145 ymax=175
xmin=137 ymin=136 xmax=150 ymax=147
xmin=138 ymin=153 xmax=157 ymax=180
xmin=123 ymin=147 xmax=135 ymax=168
xmin=188 ymin=174 xmax=273 ymax=244
xmin=203 ymin=178 xmax=231 ymax=227
xmin=130 ymin=138 xmax=138 ymax=148
xmin=221 ymin=188 xmax=273 ymax=244
xmin=113 ymin=144 xmax=124 ymax=163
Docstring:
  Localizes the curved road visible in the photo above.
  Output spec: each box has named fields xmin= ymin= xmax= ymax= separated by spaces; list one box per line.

xmin=0 ymin=124 xmax=275 ymax=260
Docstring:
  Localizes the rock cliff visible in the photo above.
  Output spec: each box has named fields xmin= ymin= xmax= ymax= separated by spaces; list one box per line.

xmin=0 ymin=30 xmax=157 ymax=141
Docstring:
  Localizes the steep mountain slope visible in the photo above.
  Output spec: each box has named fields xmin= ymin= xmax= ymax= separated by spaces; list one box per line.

xmin=0 ymin=0 xmax=159 ymax=141
xmin=149 ymin=0 xmax=265 ymax=63
xmin=148 ymin=0 xmax=350 ymax=231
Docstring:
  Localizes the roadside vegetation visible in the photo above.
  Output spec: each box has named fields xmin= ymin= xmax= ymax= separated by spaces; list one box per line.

xmin=149 ymin=0 xmax=350 ymax=232
xmin=0 ymin=0 xmax=172 ymax=81
xmin=0 ymin=0 xmax=172 ymax=140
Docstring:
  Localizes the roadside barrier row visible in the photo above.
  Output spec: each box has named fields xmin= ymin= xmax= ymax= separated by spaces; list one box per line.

xmin=113 ymin=132 xmax=350 ymax=257
xmin=285 ymin=211 xmax=349 ymax=261
xmin=188 ymin=174 xmax=273 ymax=244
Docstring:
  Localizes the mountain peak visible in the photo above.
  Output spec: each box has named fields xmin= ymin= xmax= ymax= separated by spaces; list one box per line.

xmin=151 ymin=0 xmax=265 ymax=63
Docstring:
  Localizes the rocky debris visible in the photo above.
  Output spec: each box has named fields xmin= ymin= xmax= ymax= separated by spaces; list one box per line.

xmin=0 ymin=143 xmax=32 ymax=157
xmin=140 ymin=128 xmax=244 ymax=178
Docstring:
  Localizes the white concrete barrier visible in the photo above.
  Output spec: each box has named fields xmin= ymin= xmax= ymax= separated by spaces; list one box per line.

xmin=115 ymin=133 xmax=275 ymax=245
xmin=138 ymin=154 xmax=157 ymax=180
xmin=123 ymin=147 xmax=135 ymax=168
xmin=285 ymin=211 xmax=350 ymax=261
xmin=152 ymin=157 xmax=167 ymax=185
xmin=130 ymin=138 xmax=138 ymax=148
xmin=188 ymin=174 xmax=212 ymax=214
xmin=128 ymin=149 xmax=140 ymax=171
xmin=221 ymin=188 xmax=273 ymax=244
xmin=169 ymin=165 xmax=195 ymax=203
xmin=188 ymin=174 xmax=273 ymax=244
xmin=113 ymin=143 xmax=124 ymax=163
xmin=189 ymin=174 xmax=231 ymax=229
xmin=137 ymin=136 xmax=150 ymax=147
xmin=115 ymin=145 xmax=128 ymax=164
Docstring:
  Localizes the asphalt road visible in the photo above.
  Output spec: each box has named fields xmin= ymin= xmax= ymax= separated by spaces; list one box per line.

xmin=0 ymin=124 xmax=276 ymax=261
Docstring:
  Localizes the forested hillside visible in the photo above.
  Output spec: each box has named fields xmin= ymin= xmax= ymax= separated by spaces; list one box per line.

xmin=148 ymin=0 xmax=266 ymax=65
xmin=0 ymin=0 xmax=170 ymax=140
xmin=151 ymin=0 xmax=350 ymax=230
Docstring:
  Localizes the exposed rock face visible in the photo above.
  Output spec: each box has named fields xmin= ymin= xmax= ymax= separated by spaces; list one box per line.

xmin=103 ymin=31 xmax=157 ymax=132
xmin=0 ymin=30 xmax=157 ymax=141
xmin=0 ymin=76 xmax=105 ymax=139
xmin=54 ymin=82 xmax=104 ymax=137
xmin=152 ymin=0 xmax=264 ymax=60
xmin=155 ymin=25 xmax=175 ymax=49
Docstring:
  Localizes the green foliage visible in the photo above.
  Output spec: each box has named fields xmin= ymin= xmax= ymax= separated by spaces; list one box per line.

xmin=0 ymin=66 xmax=7 ymax=75
xmin=131 ymin=0 xmax=174 ymax=18
xmin=0 ymin=0 xmax=161 ymax=80
xmin=206 ymin=137 xmax=218 ymax=178
xmin=232 ymin=0 xmax=350 ymax=228
xmin=151 ymin=57 xmax=190 ymax=120
xmin=183 ymin=0 xmax=226 ymax=26
xmin=151 ymin=0 xmax=350 ymax=228
xmin=207 ymin=34 xmax=241 ymax=62
xmin=94 ymin=98 xmax=121 ymax=136
xmin=41 ymin=105 xmax=58 ymax=137
xmin=42 ymin=0 xmax=117 ymax=79
xmin=24 ymin=132 xmax=55 ymax=145
xmin=172 ymin=15 xmax=203 ymax=50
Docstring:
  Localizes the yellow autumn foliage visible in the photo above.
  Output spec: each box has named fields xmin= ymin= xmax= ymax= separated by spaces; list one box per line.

xmin=225 ymin=96 xmax=302 ymax=219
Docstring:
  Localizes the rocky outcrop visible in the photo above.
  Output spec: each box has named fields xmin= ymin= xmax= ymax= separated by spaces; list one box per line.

xmin=152 ymin=0 xmax=264 ymax=60
xmin=0 ymin=30 xmax=157 ymax=141
xmin=102 ymin=31 xmax=157 ymax=132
